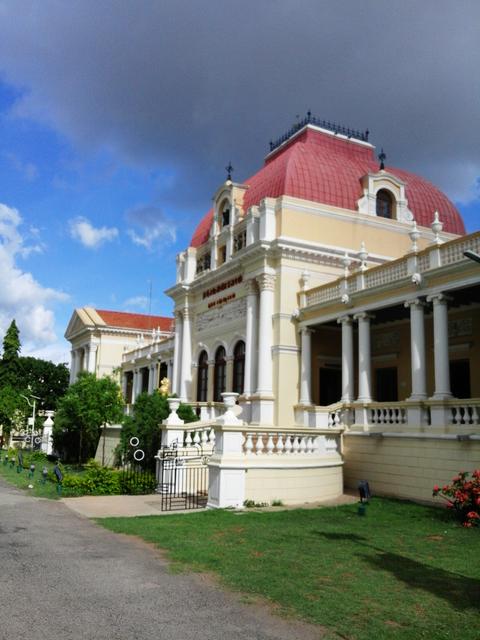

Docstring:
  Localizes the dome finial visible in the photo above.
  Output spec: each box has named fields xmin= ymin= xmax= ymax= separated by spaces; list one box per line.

xmin=378 ymin=148 xmax=386 ymax=170
xmin=225 ymin=161 xmax=233 ymax=182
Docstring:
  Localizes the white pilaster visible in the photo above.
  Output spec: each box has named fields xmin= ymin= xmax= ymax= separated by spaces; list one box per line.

xmin=405 ymin=298 xmax=427 ymax=400
xmin=299 ymin=328 xmax=312 ymax=405
xmin=172 ymin=311 xmax=183 ymax=396
xmin=338 ymin=316 xmax=354 ymax=403
xmin=243 ymin=278 xmax=258 ymax=396
xmin=428 ymin=293 xmax=452 ymax=399
xmin=355 ymin=312 xmax=373 ymax=402
xmin=255 ymin=273 xmax=275 ymax=395
xmin=179 ymin=306 xmax=192 ymax=402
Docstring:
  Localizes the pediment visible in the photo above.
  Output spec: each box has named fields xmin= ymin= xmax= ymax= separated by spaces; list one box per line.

xmin=64 ymin=307 xmax=104 ymax=340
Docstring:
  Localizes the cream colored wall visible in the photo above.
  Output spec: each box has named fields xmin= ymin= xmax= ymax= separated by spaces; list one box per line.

xmin=344 ymin=435 xmax=480 ymax=504
xmin=97 ymin=335 xmax=136 ymax=377
xmin=245 ymin=463 xmax=343 ymax=505
xmin=279 ymin=204 xmax=438 ymax=258
xmin=273 ymin=257 xmax=346 ymax=425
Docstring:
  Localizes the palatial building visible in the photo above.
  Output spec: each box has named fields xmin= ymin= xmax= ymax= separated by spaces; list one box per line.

xmin=64 ymin=307 xmax=173 ymax=389
xmin=67 ymin=114 xmax=480 ymax=507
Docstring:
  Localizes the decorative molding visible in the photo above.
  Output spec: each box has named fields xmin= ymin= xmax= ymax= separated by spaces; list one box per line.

xmin=196 ymin=298 xmax=247 ymax=334
xmin=271 ymin=345 xmax=301 ymax=355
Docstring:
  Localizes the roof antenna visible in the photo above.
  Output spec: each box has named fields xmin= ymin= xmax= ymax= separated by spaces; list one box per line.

xmin=378 ymin=148 xmax=386 ymax=170
xmin=147 ymin=279 xmax=152 ymax=324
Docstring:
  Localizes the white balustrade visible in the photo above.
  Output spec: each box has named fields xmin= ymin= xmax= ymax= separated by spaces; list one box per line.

xmin=449 ymin=404 xmax=480 ymax=426
xmin=242 ymin=430 xmax=338 ymax=456
xmin=369 ymin=405 xmax=407 ymax=426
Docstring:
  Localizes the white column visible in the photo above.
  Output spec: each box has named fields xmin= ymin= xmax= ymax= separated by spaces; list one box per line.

xmin=131 ymin=369 xmax=139 ymax=404
xmin=243 ymin=278 xmax=258 ymax=396
xmin=355 ymin=313 xmax=373 ymax=402
xmin=255 ymin=273 xmax=275 ymax=395
xmin=179 ymin=306 xmax=192 ymax=401
xmin=405 ymin=299 xmax=427 ymax=400
xmin=299 ymin=328 xmax=312 ymax=405
xmin=338 ymin=315 xmax=354 ymax=403
xmin=428 ymin=293 xmax=452 ymax=399
xmin=167 ymin=359 xmax=173 ymax=385
xmin=147 ymin=364 xmax=156 ymax=394
xmin=172 ymin=311 xmax=183 ymax=396
xmin=87 ymin=343 xmax=98 ymax=374
xmin=69 ymin=350 xmax=78 ymax=384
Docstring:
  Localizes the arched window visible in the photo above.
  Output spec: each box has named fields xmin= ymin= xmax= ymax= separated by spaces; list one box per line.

xmin=214 ymin=346 xmax=226 ymax=402
xmin=232 ymin=341 xmax=245 ymax=395
xmin=196 ymin=350 xmax=208 ymax=402
xmin=376 ymin=189 xmax=394 ymax=219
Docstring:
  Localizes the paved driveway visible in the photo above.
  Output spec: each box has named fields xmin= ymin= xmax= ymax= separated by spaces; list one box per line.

xmin=0 ymin=480 xmax=324 ymax=640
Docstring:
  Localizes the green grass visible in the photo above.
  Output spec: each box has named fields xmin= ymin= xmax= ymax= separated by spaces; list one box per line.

xmin=0 ymin=451 xmax=61 ymax=499
xmin=98 ymin=499 xmax=480 ymax=640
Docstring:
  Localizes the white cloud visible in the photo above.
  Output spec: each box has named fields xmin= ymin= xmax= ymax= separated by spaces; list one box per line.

xmin=126 ymin=205 xmax=176 ymax=251
xmin=69 ymin=216 xmax=118 ymax=248
xmin=123 ymin=295 xmax=149 ymax=311
xmin=0 ymin=202 xmax=68 ymax=350
xmin=24 ymin=340 xmax=71 ymax=365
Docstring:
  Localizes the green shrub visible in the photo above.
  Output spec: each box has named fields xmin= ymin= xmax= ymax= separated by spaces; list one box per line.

xmin=62 ymin=460 xmax=121 ymax=496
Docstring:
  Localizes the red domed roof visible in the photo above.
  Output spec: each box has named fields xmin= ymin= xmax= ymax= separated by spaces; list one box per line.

xmin=190 ymin=126 xmax=465 ymax=247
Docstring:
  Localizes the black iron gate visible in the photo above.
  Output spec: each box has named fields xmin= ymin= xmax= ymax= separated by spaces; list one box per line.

xmin=156 ymin=447 xmax=209 ymax=511
xmin=119 ymin=437 xmax=157 ymax=495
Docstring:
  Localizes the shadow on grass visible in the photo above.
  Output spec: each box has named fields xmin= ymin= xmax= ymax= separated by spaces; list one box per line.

xmin=361 ymin=551 xmax=480 ymax=611
xmin=315 ymin=531 xmax=367 ymax=543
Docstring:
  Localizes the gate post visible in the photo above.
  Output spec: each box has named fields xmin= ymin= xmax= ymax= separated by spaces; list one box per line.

xmin=161 ymin=397 xmax=186 ymax=447
xmin=207 ymin=392 xmax=246 ymax=509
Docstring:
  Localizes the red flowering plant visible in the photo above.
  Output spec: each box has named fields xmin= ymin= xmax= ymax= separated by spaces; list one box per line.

xmin=433 ymin=470 xmax=480 ymax=527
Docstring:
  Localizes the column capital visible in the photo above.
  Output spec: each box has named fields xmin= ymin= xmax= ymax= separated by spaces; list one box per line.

xmin=353 ymin=312 xmax=374 ymax=321
xmin=299 ymin=326 xmax=314 ymax=336
xmin=182 ymin=306 xmax=191 ymax=320
xmin=256 ymin=273 xmax=276 ymax=291
xmin=404 ymin=298 xmax=427 ymax=309
xmin=337 ymin=314 xmax=353 ymax=325
xmin=427 ymin=293 xmax=451 ymax=305
xmin=244 ymin=278 xmax=258 ymax=296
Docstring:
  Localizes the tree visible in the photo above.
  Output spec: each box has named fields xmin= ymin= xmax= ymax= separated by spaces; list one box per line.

xmin=53 ymin=372 xmax=124 ymax=463
xmin=19 ymin=357 xmax=69 ymax=411
xmin=121 ymin=391 xmax=197 ymax=469
xmin=0 ymin=319 xmax=21 ymax=388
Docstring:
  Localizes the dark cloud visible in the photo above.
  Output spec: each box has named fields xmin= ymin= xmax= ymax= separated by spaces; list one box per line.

xmin=125 ymin=204 xmax=175 ymax=250
xmin=0 ymin=0 xmax=479 ymax=210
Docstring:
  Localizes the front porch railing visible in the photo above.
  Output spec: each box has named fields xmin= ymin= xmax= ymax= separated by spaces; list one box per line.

xmin=297 ymin=398 xmax=480 ymax=434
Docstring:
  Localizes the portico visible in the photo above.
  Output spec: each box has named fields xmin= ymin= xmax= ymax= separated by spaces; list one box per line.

xmin=297 ymin=231 xmax=480 ymax=433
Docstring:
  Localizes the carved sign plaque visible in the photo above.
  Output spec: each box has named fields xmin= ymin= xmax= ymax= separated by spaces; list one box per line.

xmin=196 ymin=297 xmax=246 ymax=334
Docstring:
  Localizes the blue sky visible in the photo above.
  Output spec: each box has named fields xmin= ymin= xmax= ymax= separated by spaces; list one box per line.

xmin=0 ymin=1 xmax=478 ymax=363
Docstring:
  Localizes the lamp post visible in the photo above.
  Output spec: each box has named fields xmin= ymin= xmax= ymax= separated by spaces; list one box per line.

xmin=20 ymin=393 xmax=40 ymax=450
xmin=464 ymin=250 xmax=480 ymax=264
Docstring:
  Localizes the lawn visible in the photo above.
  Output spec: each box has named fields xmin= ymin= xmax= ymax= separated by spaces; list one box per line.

xmin=0 ymin=450 xmax=62 ymax=498
xmin=99 ymin=499 xmax=480 ymax=640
